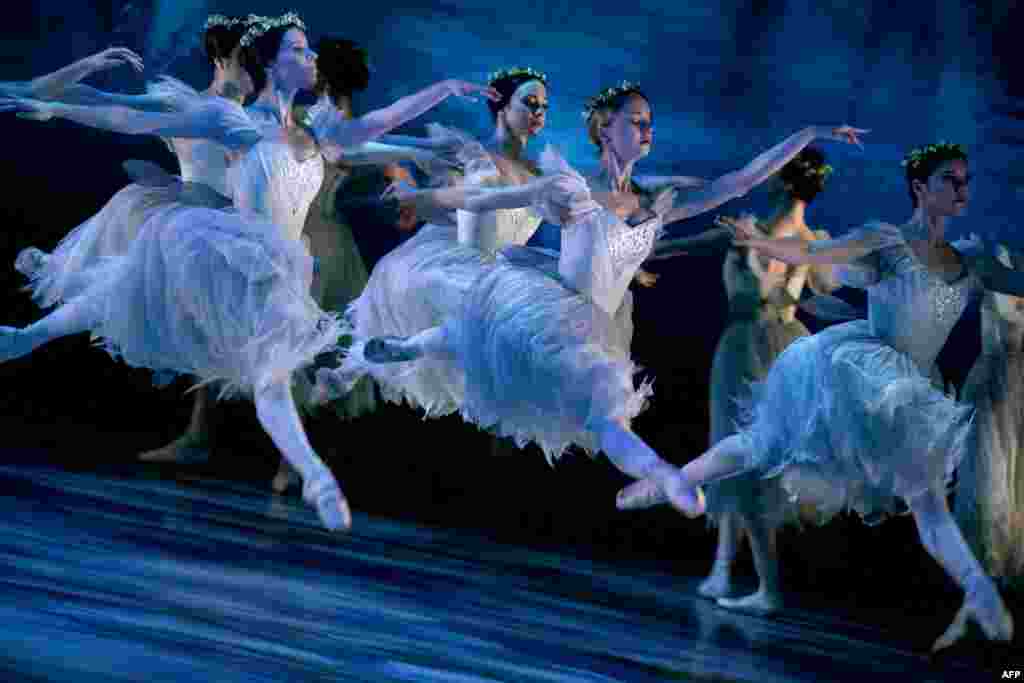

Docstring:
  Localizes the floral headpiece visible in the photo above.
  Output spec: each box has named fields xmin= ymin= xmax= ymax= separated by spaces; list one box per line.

xmin=582 ymin=80 xmax=643 ymax=121
xmin=486 ymin=67 xmax=548 ymax=87
xmin=793 ymin=157 xmax=833 ymax=181
xmin=901 ymin=141 xmax=967 ymax=171
xmin=203 ymin=14 xmax=247 ymax=31
xmin=239 ymin=11 xmax=306 ymax=47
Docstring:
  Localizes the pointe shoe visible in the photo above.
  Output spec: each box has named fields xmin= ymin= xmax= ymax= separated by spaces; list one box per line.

xmin=931 ymin=585 xmax=1014 ymax=652
xmin=616 ymin=477 xmax=667 ymax=510
xmin=302 ymin=473 xmax=352 ymax=532
xmin=364 ymin=335 xmax=421 ymax=363
xmin=717 ymin=589 xmax=784 ymax=616
xmin=0 ymin=327 xmax=37 ymax=363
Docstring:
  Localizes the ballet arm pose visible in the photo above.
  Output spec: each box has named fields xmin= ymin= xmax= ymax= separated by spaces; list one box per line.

xmin=312 ymin=79 xmax=500 ymax=164
xmin=330 ymin=141 xmax=457 ymax=178
xmin=1 ymin=47 xmax=143 ymax=101
xmin=662 ymin=126 xmax=868 ymax=225
xmin=0 ymin=95 xmax=263 ymax=149
xmin=726 ymin=215 xmax=884 ymax=268
xmin=384 ymin=172 xmax=562 ymax=215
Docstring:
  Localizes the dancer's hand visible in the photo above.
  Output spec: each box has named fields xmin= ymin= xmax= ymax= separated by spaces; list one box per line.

xmin=0 ymin=96 xmax=57 ymax=119
xmin=634 ymin=269 xmax=660 ymax=288
xmin=818 ymin=125 xmax=869 ymax=149
xmin=443 ymin=80 xmax=501 ymax=103
xmin=83 ymin=47 xmax=144 ymax=76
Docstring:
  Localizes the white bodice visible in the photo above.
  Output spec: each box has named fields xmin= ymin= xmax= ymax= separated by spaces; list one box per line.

xmin=529 ymin=148 xmax=663 ymax=316
xmin=234 ymin=106 xmax=325 ymax=243
xmin=169 ymin=137 xmax=233 ymax=199
xmin=456 ymin=204 xmax=542 ymax=256
xmin=835 ymin=222 xmax=983 ymax=369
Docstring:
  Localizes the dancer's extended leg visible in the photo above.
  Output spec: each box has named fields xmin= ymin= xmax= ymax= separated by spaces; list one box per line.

xmin=254 ymin=379 xmax=351 ymax=532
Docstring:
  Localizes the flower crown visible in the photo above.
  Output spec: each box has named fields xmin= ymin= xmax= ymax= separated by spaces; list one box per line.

xmin=901 ymin=141 xmax=966 ymax=170
xmin=793 ymin=157 xmax=833 ymax=181
xmin=486 ymin=67 xmax=547 ymax=87
xmin=239 ymin=11 xmax=306 ymax=47
xmin=203 ymin=14 xmax=247 ymax=31
xmin=582 ymin=80 xmax=643 ymax=121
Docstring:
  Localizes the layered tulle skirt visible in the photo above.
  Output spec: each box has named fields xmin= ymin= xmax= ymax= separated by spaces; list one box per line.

xmin=738 ymin=318 xmax=972 ymax=523
xmin=341 ymin=223 xmax=491 ymax=416
xmin=78 ymin=202 xmax=341 ymax=397
xmin=442 ymin=256 xmax=652 ymax=462
xmin=17 ymin=181 xmax=229 ymax=308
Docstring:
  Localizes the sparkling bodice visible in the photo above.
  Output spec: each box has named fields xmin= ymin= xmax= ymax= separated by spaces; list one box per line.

xmin=232 ymin=106 xmax=325 ymax=243
xmin=457 ymin=204 xmax=542 ymax=256
xmin=557 ymin=203 xmax=662 ymax=317
xmin=861 ymin=224 xmax=982 ymax=369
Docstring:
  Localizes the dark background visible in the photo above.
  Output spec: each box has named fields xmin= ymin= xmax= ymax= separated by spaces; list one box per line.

xmin=1 ymin=0 xmax=1023 ymax=653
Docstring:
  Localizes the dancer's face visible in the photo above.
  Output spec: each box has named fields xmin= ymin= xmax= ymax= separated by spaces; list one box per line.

xmin=915 ymin=159 xmax=970 ymax=217
xmin=218 ymin=45 xmax=254 ymax=100
xmin=270 ymin=29 xmax=318 ymax=93
xmin=500 ymin=80 xmax=548 ymax=138
xmin=602 ymin=94 xmax=653 ymax=163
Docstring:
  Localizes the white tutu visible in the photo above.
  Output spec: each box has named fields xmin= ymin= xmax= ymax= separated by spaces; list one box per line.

xmin=81 ymin=199 xmax=341 ymax=398
xmin=17 ymin=77 xmax=233 ymax=308
xmin=735 ymin=223 xmax=983 ymax=522
xmin=341 ymin=125 xmax=542 ymax=416
xmin=439 ymin=150 xmax=662 ymax=461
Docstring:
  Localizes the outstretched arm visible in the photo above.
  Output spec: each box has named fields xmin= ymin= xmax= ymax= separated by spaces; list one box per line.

xmin=39 ymin=83 xmax=173 ymax=111
xmin=315 ymin=80 xmax=498 ymax=161
xmin=13 ymin=48 xmax=143 ymax=100
xmin=0 ymin=96 xmax=260 ymax=151
xmin=727 ymin=215 xmax=884 ymax=267
xmin=333 ymin=142 xmax=453 ymax=173
xmin=664 ymin=125 xmax=868 ymax=224
xmin=390 ymin=174 xmax=557 ymax=215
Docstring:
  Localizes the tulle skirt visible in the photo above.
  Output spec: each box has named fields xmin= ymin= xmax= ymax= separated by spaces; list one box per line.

xmin=17 ymin=182 xmax=229 ymax=308
xmin=953 ymin=351 xmax=1024 ymax=584
xmin=443 ymin=259 xmax=652 ymax=462
xmin=80 ymin=202 xmax=342 ymax=398
xmin=738 ymin=319 xmax=972 ymax=523
xmin=704 ymin=312 xmax=808 ymax=527
xmin=342 ymin=223 xmax=491 ymax=416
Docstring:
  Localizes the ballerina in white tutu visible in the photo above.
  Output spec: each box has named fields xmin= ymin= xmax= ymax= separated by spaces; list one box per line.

xmin=954 ymin=242 xmax=1024 ymax=592
xmin=0 ymin=11 xmax=497 ymax=532
xmin=334 ymin=81 xmax=865 ymax=508
xmin=8 ymin=16 xmax=259 ymax=468
xmin=618 ymin=141 xmax=1014 ymax=649
xmin=326 ymin=66 xmax=557 ymax=417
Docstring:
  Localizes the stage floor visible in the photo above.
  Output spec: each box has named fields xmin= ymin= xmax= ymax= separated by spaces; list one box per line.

xmin=0 ymin=460 xmax=1008 ymax=682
